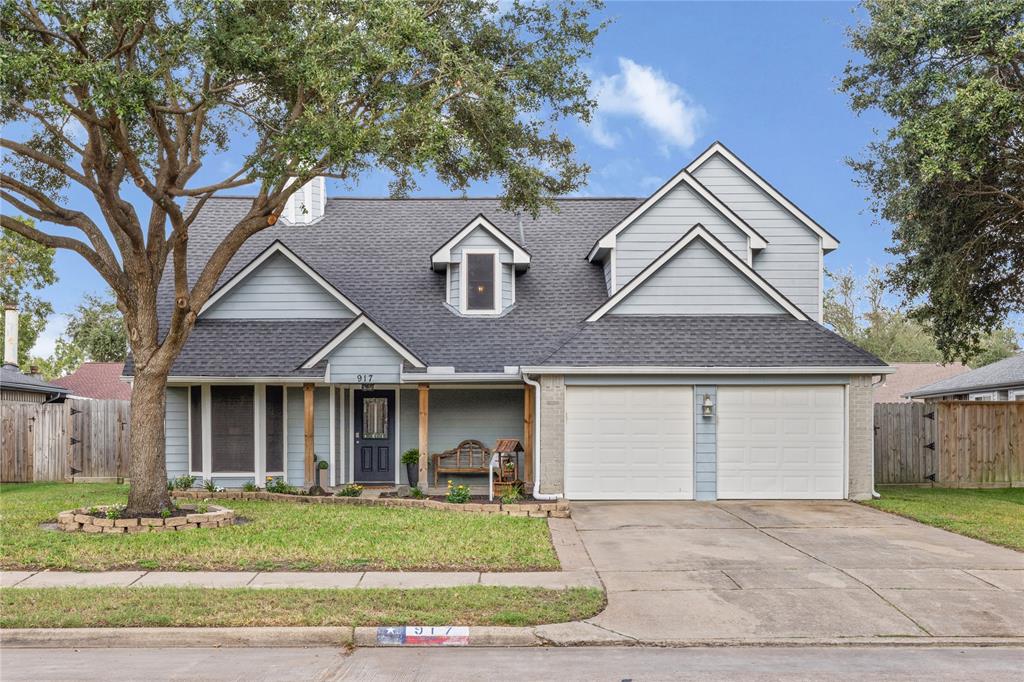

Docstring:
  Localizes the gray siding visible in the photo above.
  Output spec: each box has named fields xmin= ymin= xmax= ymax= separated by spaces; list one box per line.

xmin=602 ymin=258 xmax=613 ymax=294
xmin=285 ymin=386 xmax=330 ymax=486
xmin=212 ymin=476 xmax=256 ymax=488
xmin=204 ymin=251 xmax=353 ymax=319
xmin=326 ymin=326 xmax=405 ymax=384
xmin=691 ymin=154 xmax=821 ymax=320
xmin=448 ymin=226 xmax=516 ymax=313
xmin=610 ymin=239 xmax=786 ymax=316
xmin=694 ymin=385 xmax=716 ymax=501
xmin=165 ymin=387 xmax=189 ymax=478
xmin=615 ymin=181 xmax=750 ymax=288
xmin=398 ymin=388 xmax=523 ymax=486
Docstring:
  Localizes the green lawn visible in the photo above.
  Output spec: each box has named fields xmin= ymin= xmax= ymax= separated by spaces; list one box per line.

xmin=0 ymin=586 xmax=603 ymax=628
xmin=865 ymin=486 xmax=1024 ymax=551
xmin=0 ymin=483 xmax=558 ymax=571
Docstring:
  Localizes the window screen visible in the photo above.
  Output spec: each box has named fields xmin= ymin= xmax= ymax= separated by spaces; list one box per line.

xmin=465 ymin=253 xmax=495 ymax=311
xmin=265 ymin=386 xmax=283 ymax=472
xmin=190 ymin=386 xmax=202 ymax=472
xmin=210 ymin=385 xmax=254 ymax=472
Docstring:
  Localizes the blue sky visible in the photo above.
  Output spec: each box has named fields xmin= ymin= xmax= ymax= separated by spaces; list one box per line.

xmin=25 ymin=1 xmax=895 ymax=356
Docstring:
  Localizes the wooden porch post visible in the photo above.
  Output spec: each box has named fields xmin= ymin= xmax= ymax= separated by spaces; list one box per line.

xmin=303 ymin=383 xmax=315 ymax=486
xmin=418 ymin=383 xmax=429 ymax=488
xmin=523 ymin=383 xmax=534 ymax=485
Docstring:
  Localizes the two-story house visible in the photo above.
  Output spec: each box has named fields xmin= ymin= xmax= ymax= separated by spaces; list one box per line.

xmin=126 ymin=142 xmax=890 ymax=501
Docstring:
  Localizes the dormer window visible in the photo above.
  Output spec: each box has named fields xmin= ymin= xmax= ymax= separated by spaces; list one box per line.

xmin=463 ymin=250 xmax=499 ymax=313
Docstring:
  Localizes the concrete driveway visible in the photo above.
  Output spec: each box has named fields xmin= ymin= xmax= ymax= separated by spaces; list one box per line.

xmin=569 ymin=500 xmax=1024 ymax=642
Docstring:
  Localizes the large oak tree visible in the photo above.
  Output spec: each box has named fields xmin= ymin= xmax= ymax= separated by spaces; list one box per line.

xmin=1 ymin=0 xmax=602 ymax=514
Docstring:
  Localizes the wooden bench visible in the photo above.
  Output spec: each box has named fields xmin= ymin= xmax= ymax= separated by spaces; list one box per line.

xmin=433 ymin=439 xmax=491 ymax=486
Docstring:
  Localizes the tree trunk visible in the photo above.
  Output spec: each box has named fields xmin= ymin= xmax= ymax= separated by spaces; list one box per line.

xmin=125 ymin=367 xmax=173 ymax=516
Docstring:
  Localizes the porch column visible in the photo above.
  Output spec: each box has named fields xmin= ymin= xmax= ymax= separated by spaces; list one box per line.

xmin=418 ymin=383 xmax=429 ymax=487
xmin=523 ymin=383 xmax=534 ymax=485
xmin=303 ymin=383 xmax=315 ymax=487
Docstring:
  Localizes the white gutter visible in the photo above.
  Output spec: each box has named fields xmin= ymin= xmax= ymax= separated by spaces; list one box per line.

xmin=519 ymin=365 xmax=897 ymax=375
xmin=522 ymin=374 xmax=560 ymax=502
xmin=399 ymin=371 xmax=521 ymax=383
xmin=870 ymin=374 xmax=886 ymax=499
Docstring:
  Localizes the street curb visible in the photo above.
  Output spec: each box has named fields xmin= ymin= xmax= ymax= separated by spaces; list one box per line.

xmin=3 ymin=627 xmax=1024 ymax=649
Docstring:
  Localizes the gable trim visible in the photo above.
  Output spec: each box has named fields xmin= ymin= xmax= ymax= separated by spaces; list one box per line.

xmin=587 ymin=224 xmax=809 ymax=322
xmin=199 ymin=241 xmax=361 ymax=317
xmin=301 ymin=314 xmax=426 ymax=369
xmin=431 ymin=214 xmax=531 ymax=270
xmin=587 ymin=170 xmax=768 ymax=263
xmin=686 ymin=141 xmax=840 ymax=250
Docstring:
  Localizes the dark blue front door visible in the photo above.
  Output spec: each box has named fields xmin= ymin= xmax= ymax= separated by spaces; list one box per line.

xmin=354 ymin=389 xmax=394 ymax=483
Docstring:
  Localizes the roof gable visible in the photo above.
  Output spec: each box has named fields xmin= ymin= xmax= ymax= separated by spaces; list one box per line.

xmin=431 ymin=214 xmax=530 ymax=271
xmin=587 ymin=170 xmax=767 ymax=262
xmin=588 ymin=225 xmax=808 ymax=322
xmin=302 ymin=314 xmax=425 ymax=370
xmin=200 ymin=241 xmax=360 ymax=319
xmin=686 ymin=141 xmax=839 ymax=251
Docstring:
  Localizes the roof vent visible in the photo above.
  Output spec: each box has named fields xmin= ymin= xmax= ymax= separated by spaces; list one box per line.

xmin=282 ymin=176 xmax=326 ymax=225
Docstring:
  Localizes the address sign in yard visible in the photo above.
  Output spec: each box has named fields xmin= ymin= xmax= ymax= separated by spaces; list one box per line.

xmin=376 ymin=626 xmax=470 ymax=646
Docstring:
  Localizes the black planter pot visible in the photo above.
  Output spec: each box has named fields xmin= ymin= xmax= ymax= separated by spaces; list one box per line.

xmin=406 ymin=463 xmax=419 ymax=488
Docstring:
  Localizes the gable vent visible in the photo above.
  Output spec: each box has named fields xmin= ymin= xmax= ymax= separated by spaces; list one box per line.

xmin=282 ymin=176 xmax=326 ymax=225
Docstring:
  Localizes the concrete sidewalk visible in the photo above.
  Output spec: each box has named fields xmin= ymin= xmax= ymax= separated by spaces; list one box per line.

xmin=0 ymin=568 xmax=601 ymax=590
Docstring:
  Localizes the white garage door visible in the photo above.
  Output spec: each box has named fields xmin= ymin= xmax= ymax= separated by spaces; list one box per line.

xmin=564 ymin=386 xmax=693 ymax=500
xmin=717 ymin=386 xmax=845 ymax=499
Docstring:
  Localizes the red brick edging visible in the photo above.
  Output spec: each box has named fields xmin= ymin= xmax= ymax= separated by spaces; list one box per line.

xmin=171 ymin=490 xmax=570 ymax=518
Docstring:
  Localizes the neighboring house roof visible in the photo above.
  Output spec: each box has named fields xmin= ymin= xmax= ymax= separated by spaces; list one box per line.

xmin=533 ymin=316 xmax=882 ymax=369
xmin=873 ymin=362 xmax=970 ymax=403
xmin=1 ymin=362 xmax=69 ymax=397
xmin=906 ymin=354 xmax=1024 ymax=399
xmin=122 ymin=191 xmax=887 ymax=379
xmin=51 ymin=362 xmax=131 ymax=400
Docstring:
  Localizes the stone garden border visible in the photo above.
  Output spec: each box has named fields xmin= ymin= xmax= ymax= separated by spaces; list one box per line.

xmin=56 ymin=504 xmax=236 ymax=534
xmin=172 ymin=490 xmax=570 ymax=518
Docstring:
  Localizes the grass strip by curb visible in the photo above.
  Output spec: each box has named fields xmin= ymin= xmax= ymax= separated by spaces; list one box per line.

xmin=0 ymin=586 xmax=605 ymax=628
xmin=864 ymin=486 xmax=1024 ymax=551
xmin=1 ymin=482 xmax=559 ymax=571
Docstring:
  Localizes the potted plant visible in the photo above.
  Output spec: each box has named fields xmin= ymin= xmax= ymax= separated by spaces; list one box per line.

xmin=317 ymin=459 xmax=330 ymax=488
xmin=401 ymin=448 xmax=420 ymax=488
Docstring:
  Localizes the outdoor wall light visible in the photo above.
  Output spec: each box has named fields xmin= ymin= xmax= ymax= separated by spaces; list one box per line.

xmin=702 ymin=393 xmax=714 ymax=417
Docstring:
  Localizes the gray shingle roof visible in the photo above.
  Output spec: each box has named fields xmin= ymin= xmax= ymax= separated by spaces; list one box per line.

xmin=536 ymin=316 xmax=884 ymax=367
xmin=905 ymin=353 xmax=1024 ymax=398
xmin=1 ymin=362 xmax=69 ymax=395
xmin=125 ymin=196 xmax=886 ymax=377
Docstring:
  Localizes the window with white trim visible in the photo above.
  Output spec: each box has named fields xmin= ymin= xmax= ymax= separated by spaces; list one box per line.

xmin=460 ymin=250 xmax=500 ymax=314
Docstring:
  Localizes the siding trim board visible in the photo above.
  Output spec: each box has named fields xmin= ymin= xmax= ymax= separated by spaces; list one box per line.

xmin=686 ymin=142 xmax=840 ymax=250
xmin=199 ymin=240 xmax=361 ymax=318
xmin=587 ymin=168 xmax=767 ymax=262
xmin=587 ymin=225 xmax=809 ymax=322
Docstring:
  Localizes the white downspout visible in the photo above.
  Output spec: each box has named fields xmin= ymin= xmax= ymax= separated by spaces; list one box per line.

xmin=870 ymin=374 xmax=885 ymax=499
xmin=522 ymin=374 xmax=561 ymax=501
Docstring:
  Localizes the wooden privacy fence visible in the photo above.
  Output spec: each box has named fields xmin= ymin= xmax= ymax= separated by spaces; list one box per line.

xmin=874 ymin=401 xmax=1023 ymax=487
xmin=0 ymin=398 xmax=130 ymax=483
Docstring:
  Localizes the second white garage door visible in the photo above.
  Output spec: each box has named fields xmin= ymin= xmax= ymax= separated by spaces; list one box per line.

xmin=717 ymin=385 xmax=845 ymax=499
xmin=564 ymin=386 xmax=693 ymax=500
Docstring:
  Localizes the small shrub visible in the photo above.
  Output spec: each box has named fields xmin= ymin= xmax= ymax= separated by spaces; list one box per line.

xmin=241 ymin=481 xmax=259 ymax=492
xmin=409 ymin=485 xmax=426 ymax=499
xmin=446 ymin=480 xmax=471 ymax=504
xmin=167 ymin=480 xmax=174 ymax=491
xmin=196 ymin=500 xmax=210 ymax=514
xmin=265 ymin=478 xmax=296 ymax=495
xmin=104 ymin=504 xmax=126 ymax=520
xmin=87 ymin=506 xmax=100 ymax=516
xmin=317 ymin=460 xmax=329 ymax=470
xmin=335 ymin=483 xmax=363 ymax=498
xmin=203 ymin=479 xmax=218 ymax=492
xmin=172 ymin=475 xmax=196 ymax=491
xmin=401 ymin=448 xmax=420 ymax=466
xmin=500 ymin=483 xmax=524 ymax=505
xmin=159 ymin=507 xmax=173 ymax=519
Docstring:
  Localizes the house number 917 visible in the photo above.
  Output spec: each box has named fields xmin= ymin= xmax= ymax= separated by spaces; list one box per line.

xmin=356 ymin=374 xmax=373 ymax=383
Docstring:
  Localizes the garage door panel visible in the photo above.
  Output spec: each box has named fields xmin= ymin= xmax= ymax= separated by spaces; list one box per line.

xmin=565 ymin=386 xmax=693 ymax=500
xmin=718 ymin=386 xmax=845 ymax=500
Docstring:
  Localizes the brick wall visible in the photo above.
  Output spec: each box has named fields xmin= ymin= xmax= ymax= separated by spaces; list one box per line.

xmin=848 ymin=375 xmax=874 ymax=500
xmin=538 ymin=375 xmax=565 ymax=495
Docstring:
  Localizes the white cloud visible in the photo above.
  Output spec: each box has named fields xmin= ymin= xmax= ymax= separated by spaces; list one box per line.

xmin=589 ymin=57 xmax=705 ymax=150
xmin=30 ymin=313 xmax=69 ymax=358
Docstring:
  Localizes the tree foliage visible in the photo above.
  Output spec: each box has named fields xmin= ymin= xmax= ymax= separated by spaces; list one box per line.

xmin=0 ymin=221 xmax=56 ymax=365
xmin=29 ymin=291 xmax=127 ymax=379
xmin=841 ymin=0 xmax=1024 ymax=361
xmin=825 ymin=266 xmax=1020 ymax=366
xmin=0 ymin=0 xmax=604 ymax=513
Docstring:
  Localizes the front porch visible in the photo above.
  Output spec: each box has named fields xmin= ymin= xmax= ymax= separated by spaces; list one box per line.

xmin=165 ymin=382 xmax=535 ymax=493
